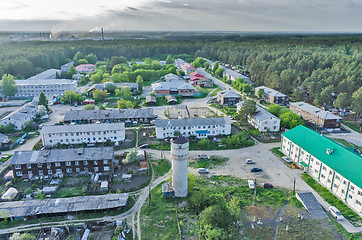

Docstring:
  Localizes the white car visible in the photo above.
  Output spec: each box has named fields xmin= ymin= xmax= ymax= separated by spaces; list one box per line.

xmin=245 ymin=159 xmax=255 ymax=164
xmin=282 ymin=156 xmax=292 ymax=163
xmin=198 ymin=168 xmax=210 ymax=174
xmin=329 ymin=206 xmax=344 ymax=221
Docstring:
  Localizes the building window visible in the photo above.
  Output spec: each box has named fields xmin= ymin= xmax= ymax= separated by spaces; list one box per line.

xmin=47 ymin=163 xmax=51 ymax=169
xmin=314 ymin=169 xmax=318 ymax=173
xmin=356 ymin=200 xmax=361 ymax=206
xmin=48 ymin=170 xmax=52 ymax=175
xmin=15 ymin=165 xmax=21 ymax=169
xmin=358 ymin=191 xmax=362 ymax=196
xmin=16 ymin=171 xmax=23 ymax=177
xmin=351 ymin=185 xmax=355 ymax=191
xmin=103 ymin=160 xmax=109 ymax=164
xmin=84 ymin=161 xmax=88 ymax=165
xmin=349 ymin=195 xmax=353 ymax=199
xmin=66 ymin=161 xmax=71 ymax=166
xmin=316 ymin=161 xmax=320 ymax=166
xmin=327 ymin=179 xmax=331 ymax=183
xmin=75 ymin=161 xmax=79 ymax=166
xmin=104 ymin=166 xmax=110 ymax=171
xmin=329 ymin=171 xmax=333 ymax=175
xmin=94 ymin=167 xmax=99 ymax=172
xmin=341 ymin=189 xmax=345 ymax=194
xmin=84 ymin=167 xmax=88 ymax=172
xmin=38 ymin=163 xmax=42 ymax=168
xmin=56 ymin=169 xmax=62 ymax=174
xmin=94 ymin=161 xmax=98 ymax=165
xmin=28 ymin=171 xmax=32 ymax=175
xmin=27 ymin=164 xmax=31 ymax=169
xmin=55 ymin=162 xmax=61 ymax=167
xmin=66 ymin=168 xmax=72 ymax=173
xmin=335 ymin=175 xmax=340 ymax=180
xmin=322 ymin=166 xmax=326 ymax=171
xmin=76 ymin=168 xmax=80 ymax=172
xmin=343 ymin=180 xmax=347 ymax=185
xmin=39 ymin=170 xmax=43 ymax=176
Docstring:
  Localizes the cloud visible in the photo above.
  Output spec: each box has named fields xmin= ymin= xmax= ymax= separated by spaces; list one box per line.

xmin=0 ymin=0 xmax=361 ymax=32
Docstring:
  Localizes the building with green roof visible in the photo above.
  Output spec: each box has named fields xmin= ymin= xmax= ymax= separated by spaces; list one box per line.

xmin=281 ymin=125 xmax=362 ymax=216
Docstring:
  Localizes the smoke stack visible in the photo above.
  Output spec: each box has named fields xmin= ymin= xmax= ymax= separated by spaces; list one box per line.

xmin=101 ymin=28 xmax=104 ymax=40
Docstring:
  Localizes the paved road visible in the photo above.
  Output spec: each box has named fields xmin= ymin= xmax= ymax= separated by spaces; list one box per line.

xmin=327 ymin=123 xmax=362 ymax=147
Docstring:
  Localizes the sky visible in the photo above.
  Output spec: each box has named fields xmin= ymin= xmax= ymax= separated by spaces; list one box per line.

xmin=0 ymin=0 xmax=361 ymax=32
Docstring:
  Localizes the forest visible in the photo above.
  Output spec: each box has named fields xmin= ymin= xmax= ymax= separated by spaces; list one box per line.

xmin=0 ymin=34 xmax=361 ymax=112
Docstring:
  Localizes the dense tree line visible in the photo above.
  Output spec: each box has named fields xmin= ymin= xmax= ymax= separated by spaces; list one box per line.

xmin=0 ymin=35 xmax=361 ymax=112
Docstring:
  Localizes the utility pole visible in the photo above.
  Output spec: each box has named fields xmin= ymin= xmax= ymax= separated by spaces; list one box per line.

xmin=101 ymin=27 xmax=104 ymax=40
xmin=292 ymin=178 xmax=296 ymax=196
xmin=148 ymin=184 xmax=151 ymax=207
xmin=253 ymin=179 xmax=257 ymax=206
xmin=39 ymin=218 xmax=45 ymax=240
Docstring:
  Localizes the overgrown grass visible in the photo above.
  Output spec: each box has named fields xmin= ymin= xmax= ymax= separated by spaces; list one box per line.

xmin=270 ymin=147 xmax=284 ymax=158
xmin=151 ymin=159 xmax=171 ymax=177
xmin=343 ymin=121 xmax=362 ymax=133
xmin=1 ymin=154 xmax=13 ymax=163
xmin=149 ymin=142 xmax=171 ymax=150
xmin=301 ymin=173 xmax=362 ymax=226
xmin=189 ymin=155 xmax=228 ymax=169
xmin=331 ymin=138 xmax=362 ymax=152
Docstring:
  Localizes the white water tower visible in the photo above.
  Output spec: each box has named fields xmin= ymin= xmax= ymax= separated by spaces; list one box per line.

xmin=171 ymin=137 xmax=189 ymax=197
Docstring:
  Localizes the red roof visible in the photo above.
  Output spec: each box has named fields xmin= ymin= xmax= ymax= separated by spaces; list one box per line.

xmin=75 ymin=64 xmax=96 ymax=72
xmin=181 ymin=63 xmax=196 ymax=71
xmin=189 ymin=72 xmax=207 ymax=81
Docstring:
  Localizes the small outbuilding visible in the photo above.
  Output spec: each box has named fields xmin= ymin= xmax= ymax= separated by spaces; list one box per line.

xmin=167 ymin=95 xmax=178 ymax=105
xmin=1 ymin=187 xmax=18 ymax=201
xmin=145 ymin=96 xmax=156 ymax=106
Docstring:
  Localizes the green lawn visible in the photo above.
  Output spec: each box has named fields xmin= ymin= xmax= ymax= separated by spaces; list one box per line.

xmin=270 ymin=147 xmax=284 ymax=158
xmin=151 ymin=159 xmax=171 ymax=177
xmin=189 ymin=155 xmax=228 ymax=169
xmin=343 ymin=121 xmax=362 ymax=133
xmin=301 ymin=173 xmax=362 ymax=226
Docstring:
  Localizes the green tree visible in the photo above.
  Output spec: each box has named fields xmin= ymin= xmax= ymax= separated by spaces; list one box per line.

xmin=90 ymin=74 xmax=101 ymax=83
xmin=279 ymin=110 xmax=303 ymax=129
xmin=166 ymin=55 xmax=174 ymax=64
xmin=36 ymin=188 xmax=45 ymax=200
xmin=241 ymin=83 xmax=253 ymax=93
xmin=122 ymin=148 xmax=139 ymax=164
xmin=84 ymin=104 xmax=96 ymax=110
xmin=188 ymin=191 xmax=208 ymax=214
xmin=352 ymin=87 xmax=362 ymax=119
xmin=174 ymin=130 xmax=182 ymax=137
xmin=67 ymin=65 xmax=77 ymax=76
xmin=257 ymin=88 xmax=264 ymax=99
xmin=79 ymin=76 xmax=90 ymax=86
xmin=117 ymin=98 xmax=134 ymax=109
xmin=104 ymin=82 xmax=116 ymax=93
xmin=10 ymin=233 xmax=36 ymax=240
xmin=85 ymin=53 xmax=97 ymax=64
xmin=202 ymin=205 xmax=233 ymax=230
xmin=215 ymin=67 xmax=224 ymax=78
xmin=93 ymin=90 xmax=108 ymax=99
xmin=236 ymin=100 xmax=256 ymax=122
xmin=61 ymin=91 xmax=84 ymax=104
xmin=77 ymin=59 xmax=88 ymax=65
xmin=212 ymin=62 xmax=219 ymax=73
xmin=38 ymin=91 xmax=50 ymax=112
xmin=267 ymin=104 xmax=282 ymax=116
xmin=136 ymin=75 xmax=143 ymax=91
xmin=315 ymin=85 xmax=334 ymax=106
xmin=1 ymin=74 xmax=17 ymax=96
xmin=334 ymin=93 xmax=351 ymax=109
xmin=198 ymin=138 xmax=210 ymax=149
xmin=204 ymin=62 xmax=210 ymax=70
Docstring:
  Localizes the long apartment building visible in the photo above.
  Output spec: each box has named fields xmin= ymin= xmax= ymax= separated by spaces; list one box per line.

xmin=64 ymin=108 xmax=154 ymax=124
xmin=10 ymin=147 xmax=114 ymax=179
xmin=0 ymin=79 xmax=77 ymax=98
xmin=41 ymin=123 xmax=125 ymax=147
xmin=155 ymin=117 xmax=231 ymax=139
xmin=0 ymin=101 xmax=38 ymax=130
xmin=281 ymin=126 xmax=362 ymax=217
xmin=290 ymin=102 xmax=341 ymax=129
xmin=255 ymin=86 xmax=288 ymax=105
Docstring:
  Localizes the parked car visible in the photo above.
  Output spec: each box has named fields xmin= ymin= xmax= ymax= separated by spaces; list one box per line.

xmin=282 ymin=156 xmax=292 ymax=163
xmin=250 ymin=168 xmax=263 ymax=172
xmin=198 ymin=168 xmax=210 ymax=174
xmin=245 ymin=159 xmax=255 ymax=164
xmin=140 ymin=144 xmax=149 ymax=149
xmin=262 ymin=183 xmax=273 ymax=188
xmin=229 ymin=116 xmax=234 ymax=120
xmin=291 ymin=163 xmax=299 ymax=169
xmin=248 ymin=180 xmax=256 ymax=190
xmin=18 ymin=139 xmax=26 ymax=145
xmin=197 ymin=154 xmax=210 ymax=160
xmin=329 ymin=206 xmax=344 ymax=221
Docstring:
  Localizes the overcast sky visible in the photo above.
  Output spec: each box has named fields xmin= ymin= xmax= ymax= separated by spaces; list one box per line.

xmin=0 ymin=0 xmax=361 ymax=32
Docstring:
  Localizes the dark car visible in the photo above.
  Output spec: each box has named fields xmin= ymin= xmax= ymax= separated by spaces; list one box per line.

xmin=262 ymin=183 xmax=273 ymax=188
xmin=139 ymin=144 xmax=149 ymax=149
xmin=250 ymin=168 xmax=262 ymax=172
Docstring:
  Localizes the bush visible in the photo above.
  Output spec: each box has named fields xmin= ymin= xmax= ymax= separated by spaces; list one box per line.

xmin=24 ymin=187 xmax=33 ymax=195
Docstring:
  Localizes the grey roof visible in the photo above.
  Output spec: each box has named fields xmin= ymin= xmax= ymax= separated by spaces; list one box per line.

xmin=10 ymin=147 xmax=114 ymax=165
xmin=145 ymin=95 xmax=156 ymax=103
xmin=0 ymin=193 xmax=129 ymax=218
xmin=88 ymin=83 xmax=138 ymax=93
xmin=171 ymin=137 xmax=189 ymax=144
xmin=223 ymin=68 xmax=248 ymax=80
xmin=0 ymin=101 xmax=37 ymax=122
xmin=217 ymin=91 xmax=241 ymax=98
xmin=0 ymin=133 xmax=9 ymax=143
xmin=41 ymin=123 xmax=125 ymax=135
xmin=290 ymin=102 xmax=341 ymax=120
xmin=253 ymin=106 xmax=280 ymax=121
xmin=61 ymin=61 xmax=74 ymax=68
xmin=156 ymin=117 xmax=231 ymax=128
xmin=164 ymin=73 xmax=182 ymax=82
xmin=167 ymin=95 xmax=177 ymax=102
xmin=151 ymin=81 xmax=195 ymax=91
xmin=15 ymin=79 xmax=76 ymax=86
xmin=27 ymin=69 xmax=61 ymax=80
xmin=64 ymin=108 xmax=154 ymax=122
xmin=255 ymin=86 xmax=287 ymax=98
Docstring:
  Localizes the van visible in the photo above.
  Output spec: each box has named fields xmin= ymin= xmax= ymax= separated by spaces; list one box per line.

xmin=248 ymin=180 xmax=256 ymax=190
xmin=329 ymin=206 xmax=344 ymax=221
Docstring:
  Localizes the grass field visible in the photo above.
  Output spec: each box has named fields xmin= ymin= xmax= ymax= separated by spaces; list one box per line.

xmin=189 ymin=155 xmax=228 ymax=169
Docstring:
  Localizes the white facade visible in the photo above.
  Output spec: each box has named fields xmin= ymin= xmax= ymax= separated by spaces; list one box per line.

xmin=237 ymin=103 xmax=280 ymax=132
xmin=41 ymin=123 xmax=125 ymax=147
xmin=1 ymin=79 xmax=77 ymax=98
xmin=281 ymin=130 xmax=362 ymax=217
xmin=155 ymin=117 xmax=232 ymax=139
xmin=171 ymin=138 xmax=189 ymax=197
